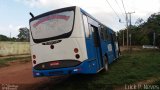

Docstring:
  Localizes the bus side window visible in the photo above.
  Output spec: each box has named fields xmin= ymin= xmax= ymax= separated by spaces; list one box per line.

xmin=104 ymin=30 xmax=108 ymax=40
xmin=90 ymin=25 xmax=94 ymax=35
xmin=82 ymin=15 xmax=90 ymax=38
xmin=106 ymin=29 xmax=111 ymax=40
xmin=88 ymin=24 xmax=93 ymax=36
xmin=113 ymin=33 xmax=117 ymax=41
xmin=91 ymin=25 xmax=100 ymax=47
xmin=102 ymin=28 xmax=109 ymax=41
xmin=99 ymin=26 xmax=104 ymax=40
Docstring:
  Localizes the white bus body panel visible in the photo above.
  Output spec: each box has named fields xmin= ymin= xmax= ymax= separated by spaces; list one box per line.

xmin=30 ymin=7 xmax=88 ymax=67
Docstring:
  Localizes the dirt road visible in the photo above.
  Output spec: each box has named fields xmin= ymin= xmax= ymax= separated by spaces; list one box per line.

xmin=0 ymin=61 xmax=55 ymax=90
xmin=0 ymin=61 xmax=50 ymax=84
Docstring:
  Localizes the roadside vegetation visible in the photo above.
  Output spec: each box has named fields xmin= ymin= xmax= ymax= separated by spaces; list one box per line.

xmin=0 ymin=55 xmax=31 ymax=67
xmin=118 ymin=12 xmax=160 ymax=48
xmin=0 ymin=27 xmax=29 ymax=42
xmin=46 ymin=49 xmax=160 ymax=90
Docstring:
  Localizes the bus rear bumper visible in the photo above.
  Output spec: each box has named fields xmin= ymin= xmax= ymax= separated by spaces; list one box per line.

xmin=32 ymin=59 xmax=98 ymax=77
xmin=33 ymin=67 xmax=81 ymax=77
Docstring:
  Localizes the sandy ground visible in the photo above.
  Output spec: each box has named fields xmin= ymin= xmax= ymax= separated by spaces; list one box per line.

xmin=0 ymin=61 xmax=54 ymax=90
xmin=120 ymin=46 xmax=142 ymax=52
xmin=0 ymin=60 xmax=69 ymax=90
xmin=0 ymin=61 xmax=49 ymax=84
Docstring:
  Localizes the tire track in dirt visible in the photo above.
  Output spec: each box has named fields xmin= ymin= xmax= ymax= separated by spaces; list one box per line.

xmin=0 ymin=61 xmax=68 ymax=90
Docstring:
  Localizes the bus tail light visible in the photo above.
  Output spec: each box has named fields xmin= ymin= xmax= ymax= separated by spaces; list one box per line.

xmin=50 ymin=61 xmax=60 ymax=66
xmin=33 ymin=60 xmax=36 ymax=64
xmin=74 ymin=48 xmax=79 ymax=53
xmin=33 ymin=55 xmax=36 ymax=59
xmin=75 ymin=54 xmax=80 ymax=59
xmin=32 ymin=55 xmax=36 ymax=64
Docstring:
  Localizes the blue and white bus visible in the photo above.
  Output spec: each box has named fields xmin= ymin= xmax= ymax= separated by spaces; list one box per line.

xmin=29 ymin=6 xmax=120 ymax=77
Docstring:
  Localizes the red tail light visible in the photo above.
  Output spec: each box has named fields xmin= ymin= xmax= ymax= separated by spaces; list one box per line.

xmin=33 ymin=60 xmax=36 ymax=64
xmin=33 ymin=55 xmax=36 ymax=59
xmin=74 ymin=48 xmax=79 ymax=53
xmin=50 ymin=61 xmax=60 ymax=66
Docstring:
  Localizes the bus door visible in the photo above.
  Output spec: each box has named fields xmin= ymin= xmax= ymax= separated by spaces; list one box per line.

xmin=92 ymin=25 xmax=103 ymax=69
xmin=111 ymin=34 xmax=116 ymax=59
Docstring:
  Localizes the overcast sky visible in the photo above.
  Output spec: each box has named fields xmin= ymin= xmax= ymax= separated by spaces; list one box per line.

xmin=0 ymin=0 xmax=160 ymax=37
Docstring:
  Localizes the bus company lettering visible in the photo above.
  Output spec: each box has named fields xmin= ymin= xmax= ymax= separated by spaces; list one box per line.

xmin=108 ymin=44 xmax=112 ymax=51
xmin=33 ymin=15 xmax=70 ymax=28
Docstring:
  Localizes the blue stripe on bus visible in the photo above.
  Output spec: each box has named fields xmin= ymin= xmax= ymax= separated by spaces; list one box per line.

xmin=32 ymin=59 xmax=99 ymax=77
xmin=85 ymin=38 xmax=116 ymax=68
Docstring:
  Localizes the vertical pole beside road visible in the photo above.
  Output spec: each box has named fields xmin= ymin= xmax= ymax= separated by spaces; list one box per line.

xmin=126 ymin=12 xmax=135 ymax=52
xmin=153 ymin=32 xmax=156 ymax=47
xmin=125 ymin=13 xmax=129 ymax=51
xmin=123 ymin=30 xmax=124 ymax=46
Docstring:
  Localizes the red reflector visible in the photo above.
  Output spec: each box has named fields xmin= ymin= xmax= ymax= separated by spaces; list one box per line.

xmin=33 ymin=55 xmax=36 ymax=59
xmin=50 ymin=61 xmax=60 ymax=66
xmin=74 ymin=48 xmax=79 ymax=53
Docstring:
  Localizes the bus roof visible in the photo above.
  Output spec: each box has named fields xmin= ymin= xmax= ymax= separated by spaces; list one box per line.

xmin=29 ymin=6 xmax=76 ymax=22
xmin=80 ymin=7 xmax=114 ymax=33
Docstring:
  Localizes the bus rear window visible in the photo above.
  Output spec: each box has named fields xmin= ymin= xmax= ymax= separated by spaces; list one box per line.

xmin=30 ymin=11 xmax=74 ymax=43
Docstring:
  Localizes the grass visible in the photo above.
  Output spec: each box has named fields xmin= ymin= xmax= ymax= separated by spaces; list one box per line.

xmin=46 ymin=50 xmax=160 ymax=90
xmin=0 ymin=55 xmax=31 ymax=67
xmin=152 ymin=80 xmax=160 ymax=85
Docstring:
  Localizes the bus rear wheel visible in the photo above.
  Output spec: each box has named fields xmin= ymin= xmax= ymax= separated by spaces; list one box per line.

xmin=103 ymin=56 xmax=109 ymax=72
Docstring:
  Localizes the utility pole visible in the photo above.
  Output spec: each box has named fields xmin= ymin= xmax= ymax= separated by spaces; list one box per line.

xmin=123 ymin=30 xmax=124 ymax=46
xmin=126 ymin=12 xmax=135 ymax=52
xmin=10 ymin=32 xmax=11 ymax=41
xmin=119 ymin=20 xmax=125 ymax=47
xmin=153 ymin=32 xmax=156 ymax=47
xmin=125 ymin=13 xmax=129 ymax=51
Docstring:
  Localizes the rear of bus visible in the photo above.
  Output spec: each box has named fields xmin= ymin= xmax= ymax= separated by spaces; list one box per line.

xmin=29 ymin=6 xmax=90 ymax=77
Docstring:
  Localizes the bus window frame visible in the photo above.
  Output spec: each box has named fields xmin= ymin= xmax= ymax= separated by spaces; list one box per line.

xmin=29 ymin=7 xmax=76 ymax=43
xmin=82 ymin=14 xmax=91 ymax=39
xmin=99 ymin=26 xmax=111 ymax=42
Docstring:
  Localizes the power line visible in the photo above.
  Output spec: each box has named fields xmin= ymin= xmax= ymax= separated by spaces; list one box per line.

xmin=114 ymin=0 xmax=123 ymax=12
xmin=120 ymin=0 xmax=128 ymax=47
xmin=105 ymin=0 xmax=121 ymax=21
xmin=121 ymin=0 xmax=127 ymax=14
xmin=114 ymin=0 xmax=126 ymax=18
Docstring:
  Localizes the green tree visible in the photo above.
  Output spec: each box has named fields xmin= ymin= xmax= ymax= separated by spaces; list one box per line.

xmin=118 ymin=12 xmax=160 ymax=47
xmin=0 ymin=34 xmax=9 ymax=41
xmin=17 ymin=27 xmax=29 ymax=42
xmin=135 ymin=18 xmax=144 ymax=26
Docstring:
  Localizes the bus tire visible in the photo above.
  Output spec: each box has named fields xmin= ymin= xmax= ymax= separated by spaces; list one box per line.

xmin=103 ymin=56 xmax=109 ymax=72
